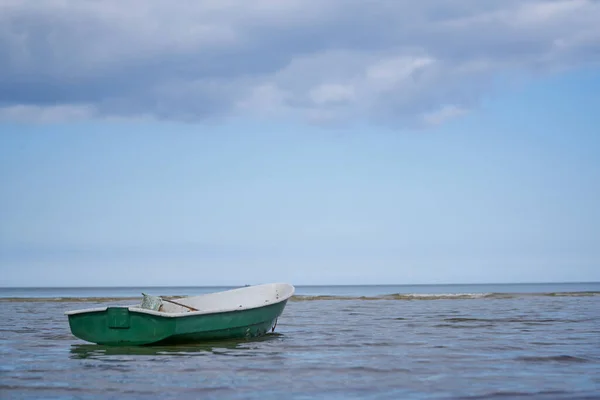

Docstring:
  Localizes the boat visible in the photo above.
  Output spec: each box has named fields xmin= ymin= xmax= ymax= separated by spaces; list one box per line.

xmin=65 ymin=283 xmax=295 ymax=346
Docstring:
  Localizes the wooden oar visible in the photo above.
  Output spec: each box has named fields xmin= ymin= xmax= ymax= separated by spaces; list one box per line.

xmin=160 ymin=297 xmax=199 ymax=312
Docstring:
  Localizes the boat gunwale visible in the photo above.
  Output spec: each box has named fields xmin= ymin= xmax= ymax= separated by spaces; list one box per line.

xmin=64 ymin=283 xmax=295 ymax=318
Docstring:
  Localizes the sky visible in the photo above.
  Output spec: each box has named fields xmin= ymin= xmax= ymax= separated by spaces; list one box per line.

xmin=1 ymin=0 xmax=599 ymax=287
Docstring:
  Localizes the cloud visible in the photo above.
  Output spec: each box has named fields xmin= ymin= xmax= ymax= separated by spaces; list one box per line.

xmin=422 ymin=105 xmax=469 ymax=126
xmin=0 ymin=104 xmax=96 ymax=123
xmin=0 ymin=0 xmax=599 ymax=126
xmin=309 ymin=84 xmax=356 ymax=106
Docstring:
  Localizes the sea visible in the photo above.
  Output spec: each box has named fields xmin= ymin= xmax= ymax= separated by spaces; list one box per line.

xmin=1 ymin=282 xmax=599 ymax=399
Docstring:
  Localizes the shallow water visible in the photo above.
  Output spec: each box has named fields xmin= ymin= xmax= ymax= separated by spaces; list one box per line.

xmin=1 ymin=286 xmax=600 ymax=399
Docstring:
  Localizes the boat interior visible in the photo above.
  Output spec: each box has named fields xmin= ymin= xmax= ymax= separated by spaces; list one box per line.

xmin=140 ymin=283 xmax=295 ymax=315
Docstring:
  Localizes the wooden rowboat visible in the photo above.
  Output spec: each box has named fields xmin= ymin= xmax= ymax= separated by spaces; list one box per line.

xmin=65 ymin=283 xmax=295 ymax=346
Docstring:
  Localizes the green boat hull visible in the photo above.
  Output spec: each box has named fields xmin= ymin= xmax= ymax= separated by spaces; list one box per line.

xmin=67 ymin=300 xmax=288 ymax=346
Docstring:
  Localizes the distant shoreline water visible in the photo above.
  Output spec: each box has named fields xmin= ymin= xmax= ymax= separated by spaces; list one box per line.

xmin=1 ymin=292 xmax=599 ymax=303
xmin=1 ymin=282 xmax=599 ymax=301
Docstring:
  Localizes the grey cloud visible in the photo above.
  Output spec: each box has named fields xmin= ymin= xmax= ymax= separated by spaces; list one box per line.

xmin=0 ymin=0 xmax=599 ymax=125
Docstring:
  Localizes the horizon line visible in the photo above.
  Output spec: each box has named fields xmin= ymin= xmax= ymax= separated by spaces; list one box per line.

xmin=1 ymin=281 xmax=599 ymax=289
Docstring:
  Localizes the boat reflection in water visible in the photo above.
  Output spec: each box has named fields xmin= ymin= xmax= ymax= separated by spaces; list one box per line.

xmin=69 ymin=333 xmax=284 ymax=359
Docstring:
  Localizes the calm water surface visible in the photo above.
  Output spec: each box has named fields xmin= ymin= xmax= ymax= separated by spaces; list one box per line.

xmin=1 ymin=284 xmax=599 ymax=399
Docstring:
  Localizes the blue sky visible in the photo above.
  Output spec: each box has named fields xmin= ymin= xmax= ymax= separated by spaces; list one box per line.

xmin=1 ymin=1 xmax=599 ymax=286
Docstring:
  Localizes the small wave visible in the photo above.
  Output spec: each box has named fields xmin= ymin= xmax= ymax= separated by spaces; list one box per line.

xmin=481 ymin=293 xmax=519 ymax=299
xmin=290 ymin=295 xmax=382 ymax=302
xmin=516 ymin=355 xmax=592 ymax=364
xmin=2 ymin=291 xmax=599 ymax=303
xmin=462 ymin=390 xmax=575 ymax=399
xmin=383 ymin=293 xmax=491 ymax=300
xmin=542 ymin=291 xmax=600 ymax=297
xmin=444 ymin=317 xmax=486 ymax=322
xmin=376 ymin=291 xmax=598 ymax=301
xmin=443 ymin=317 xmax=568 ymax=324
xmin=0 ymin=296 xmax=138 ymax=303
xmin=0 ymin=295 xmax=183 ymax=303
xmin=290 ymin=293 xmax=493 ymax=301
